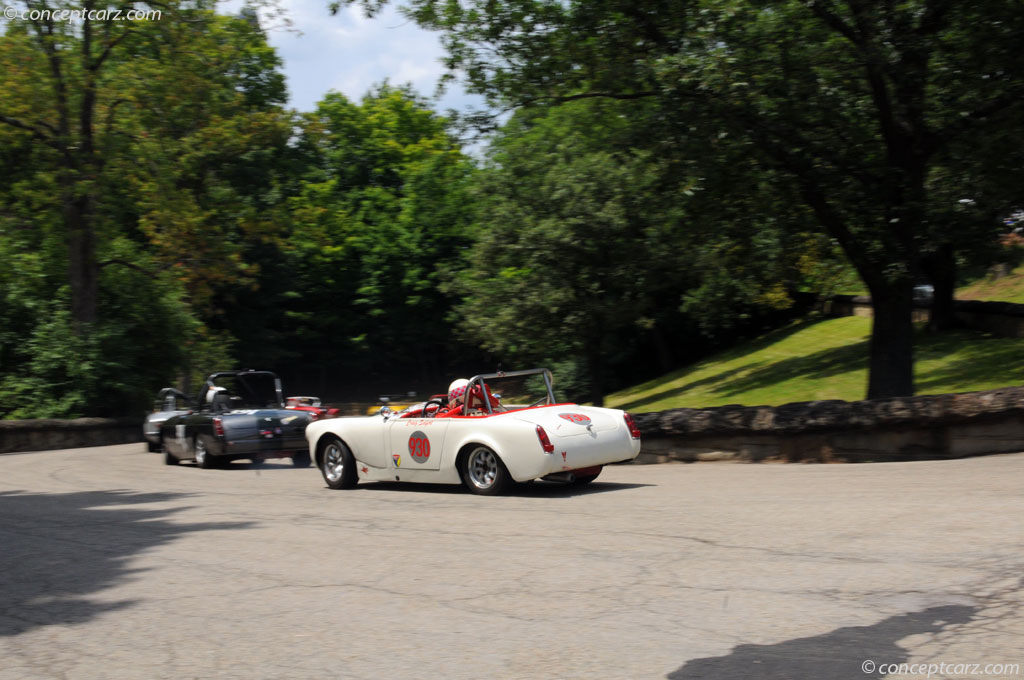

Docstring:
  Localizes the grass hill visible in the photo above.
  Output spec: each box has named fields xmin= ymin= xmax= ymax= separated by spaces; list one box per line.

xmin=957 ymin=264 xmax=1024 ymax=304
xmin=604 ymin=315 xmax=1024 ymax=412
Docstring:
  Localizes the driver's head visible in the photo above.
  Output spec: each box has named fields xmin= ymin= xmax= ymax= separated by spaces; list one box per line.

xmin=447 ymin=378 xmax=469 ymax=405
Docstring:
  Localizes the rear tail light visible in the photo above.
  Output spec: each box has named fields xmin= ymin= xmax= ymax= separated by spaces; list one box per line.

xmin=213 ymin=417 xmax=225 ymax=437
xmin=624 ymin=412 xmax=641 ymax=439
xmin=536 ymin=424 xmax=554 ymax=453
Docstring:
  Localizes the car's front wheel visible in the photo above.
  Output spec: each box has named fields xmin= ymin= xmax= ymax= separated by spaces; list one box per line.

xmin=461 ymin=445 xmax=512 ymax=496
xmin=319 ymin=437 xmax=357 ymax=489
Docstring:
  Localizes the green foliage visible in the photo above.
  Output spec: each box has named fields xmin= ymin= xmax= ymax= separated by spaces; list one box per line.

xmin=0 ymin=2 xmax=291 ymax=417
xmin=270 ymin=86 xmax=477 ymax=383
xmin=351 ymin=0 xmax=1024 ymax=398
xmin=449 ymin=102 xmax=686 ymax=403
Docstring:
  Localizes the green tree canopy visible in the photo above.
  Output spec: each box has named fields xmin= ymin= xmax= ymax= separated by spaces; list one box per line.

xmin=344 ymin=0 xmax=1024 ymax=398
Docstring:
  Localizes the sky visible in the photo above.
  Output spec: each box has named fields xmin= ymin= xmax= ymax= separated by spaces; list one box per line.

xmin=254 ymin=0 xmax=485 ymax=114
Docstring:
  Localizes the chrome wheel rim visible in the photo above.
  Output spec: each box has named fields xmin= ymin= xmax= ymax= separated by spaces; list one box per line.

xmin=194 ymin=438 xmax=207 ymax=465
xmin=467 ymin=447 xmax=498 ymax=489
xmin=324 ymin=443 xmax=345 ymax=482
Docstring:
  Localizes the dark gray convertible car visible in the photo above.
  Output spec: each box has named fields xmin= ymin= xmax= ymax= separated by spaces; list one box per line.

xmin=157 ymin=370 xmax=313 ymax=468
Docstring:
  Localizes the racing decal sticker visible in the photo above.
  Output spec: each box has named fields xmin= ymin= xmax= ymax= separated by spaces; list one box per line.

xmin=408 ymin=431 xmax=431 ymax=463
xmin=393 ymin=454 xmax=401 ymax=468
xmin=559 ymin=413 xmax=592 ymax=426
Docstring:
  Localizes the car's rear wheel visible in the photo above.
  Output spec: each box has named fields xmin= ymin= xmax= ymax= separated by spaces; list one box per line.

xmin=320 ymin=437 xmax=357 ymax=489
xmin=292 ymin=451 xmax=312 ymax=468
xmin=162 ymin=440 xmax=179 ymax=466
xmin=195 ymin=437 xmax=218 ymax=469
xmin=573 ymin=468 xmax=602 ymax=485
xmin=461 ymin=445 xmax=512 ymax=496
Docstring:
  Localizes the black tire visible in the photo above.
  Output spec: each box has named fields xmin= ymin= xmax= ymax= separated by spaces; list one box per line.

xmin=292 ymin=451 xmax=312 ymax=468
xmin=194 ymin=436 xmax=218 ymax=469
xmin=319 ymin=437 xmax=357 ymax=489
xmin=461 ymin=445 xmax=512 ymax=496
xmin=147 ymin=440 xmax=161 ymax=453
xmin=572 ymin=468 xmax=602 ymax=485
xmin=162 ymin=440 xmax=179 ymax=466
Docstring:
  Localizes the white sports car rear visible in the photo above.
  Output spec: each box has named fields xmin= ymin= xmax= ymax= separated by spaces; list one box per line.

xmin=305 ymin=368 xmax=641 ymax=495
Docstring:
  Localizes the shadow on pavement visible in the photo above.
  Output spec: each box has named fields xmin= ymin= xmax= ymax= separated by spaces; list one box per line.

xmin=668 ymin=605 xmax=976 ymax=680
xmin=0 ymin=489 xmax=254 ymax=636
xmin=348 ymin=480 xmax=654 ymax=497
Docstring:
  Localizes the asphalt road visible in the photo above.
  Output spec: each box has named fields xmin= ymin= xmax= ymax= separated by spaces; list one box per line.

xmin=1 ymin=444 xmax=1022 ymax=680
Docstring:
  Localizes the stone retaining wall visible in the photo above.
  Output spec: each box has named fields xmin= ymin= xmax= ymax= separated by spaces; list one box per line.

xmin=0 ymin=418 xmax=142 ymax=454
xmin=633 ymin=385 xmax=1024 ymax=463
xmin=4 ymin=387 xmax=1024 ymax=462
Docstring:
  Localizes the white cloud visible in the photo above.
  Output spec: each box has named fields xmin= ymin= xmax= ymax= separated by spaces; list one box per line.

xmin=251 ymin=0 xmax=484 ymax=113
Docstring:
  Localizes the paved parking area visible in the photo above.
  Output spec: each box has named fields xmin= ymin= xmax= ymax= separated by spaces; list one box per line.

xmin=1 ymin=444 xmax=1022 ymax=679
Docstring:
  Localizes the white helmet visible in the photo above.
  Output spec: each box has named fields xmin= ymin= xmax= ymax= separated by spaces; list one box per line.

xmin=447 ymin=378 xmax=469 ymax=405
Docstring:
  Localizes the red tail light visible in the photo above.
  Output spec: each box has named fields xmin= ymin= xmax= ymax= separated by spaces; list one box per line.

xmin=624 ymin=412 xmax=641 ymax=439
xmin=536 ymin=424 xmax=554 ymax=453
xmin=213 ymin=417 xmax=224 ymax=437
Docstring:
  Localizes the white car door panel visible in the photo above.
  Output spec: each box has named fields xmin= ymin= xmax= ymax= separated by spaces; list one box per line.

xmin=387 ymin=418 xmax=449 ymax=472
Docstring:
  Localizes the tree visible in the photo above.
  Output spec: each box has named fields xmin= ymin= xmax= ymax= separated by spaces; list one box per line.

xmin=452 ymin=102 xmax=685 ymax=405
xmin=273 ymin=86 xmax=477 ymax=390
xmin=344 ymin=0 xmax=1024 ymax=398
xmin=0 ymin=3 xmax=295 ymax=415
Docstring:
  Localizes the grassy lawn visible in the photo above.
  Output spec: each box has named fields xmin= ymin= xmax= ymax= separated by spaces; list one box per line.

xmin=838 ymin=264 xmax=1024 ymax=302
xmin=605 ymin=315 xmax=1024 ymax=412
xmin=956 ymin=264 xmax=1024 ymax=304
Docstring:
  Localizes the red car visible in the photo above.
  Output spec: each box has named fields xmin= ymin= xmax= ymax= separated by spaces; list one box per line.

xmin=286 ymin=396 xmax=340 ymax=421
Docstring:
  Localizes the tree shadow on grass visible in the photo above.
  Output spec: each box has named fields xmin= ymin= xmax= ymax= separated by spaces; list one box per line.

xmin=615 ymin=318 xmax=831 ymax=410
xmin=617 ymin=365 xmax=764 ymax=412
xmin=711 ymin=340 xmax=870 ymax=400
xmin=0 ymin=490 xmax=254 ymax=636
xmin=914 ymin=332 xmax=1024 ymax=393
xmin=669 ymin=604 xmax=976 ymax=680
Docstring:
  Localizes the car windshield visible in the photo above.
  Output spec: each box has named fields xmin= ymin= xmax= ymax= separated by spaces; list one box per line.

xmin=473 ymin=370 xmax=554 ymax=411
xmin=212 ymin=373 xmax=281 ymax=409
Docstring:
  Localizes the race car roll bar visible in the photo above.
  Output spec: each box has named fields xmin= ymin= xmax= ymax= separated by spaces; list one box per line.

xmin=464 ymin=368 xmax=554 ymax=415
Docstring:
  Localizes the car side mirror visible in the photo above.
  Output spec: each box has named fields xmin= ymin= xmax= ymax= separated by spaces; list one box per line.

xmin=379 ymin=405 xmax=392 ymax=419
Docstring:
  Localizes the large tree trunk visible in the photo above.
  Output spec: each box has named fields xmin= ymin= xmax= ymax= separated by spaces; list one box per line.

xmin=63 ymin=187 xmax=98 ymax=330
xmin=866 ymin=282 xmax=915 ymax=399
xmin=922 ymin=243 xmax=957 ymax=331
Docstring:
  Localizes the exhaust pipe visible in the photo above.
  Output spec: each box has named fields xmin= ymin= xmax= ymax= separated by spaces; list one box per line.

xmin=541 ymin=471 xmax=576 ymax=484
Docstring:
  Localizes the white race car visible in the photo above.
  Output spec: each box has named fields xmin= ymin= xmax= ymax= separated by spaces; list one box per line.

xmin=305 ymin=368 xmax=642 ymax=495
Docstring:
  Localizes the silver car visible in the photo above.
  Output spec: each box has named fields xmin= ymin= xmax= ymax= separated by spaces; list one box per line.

xmin=143 ymin=388 xmax=193 ymax=452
